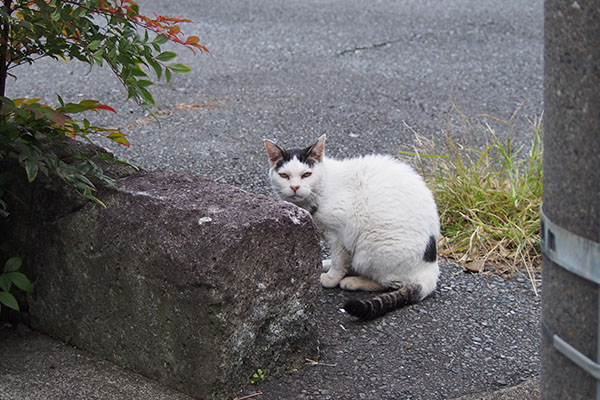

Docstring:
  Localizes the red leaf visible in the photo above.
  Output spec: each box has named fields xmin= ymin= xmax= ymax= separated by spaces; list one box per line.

xmin=185 ymin=36 xmax=199 ymax=45
xmin=91 ymin=104 xmax=118 ymax=113
xmin=79 ymin=100 xmax=118 ymax=114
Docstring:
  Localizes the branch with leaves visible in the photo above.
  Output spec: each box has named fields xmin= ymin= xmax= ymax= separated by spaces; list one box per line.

xmin=0 ymin=0 xmax=208 ymax=314
xmin=2 ymin=0 xmax=208 ymax=107
xmin=0 ymin=257 xmax=33 ymax=314
xmin=0 ymin=0 xmax=207 ymax=199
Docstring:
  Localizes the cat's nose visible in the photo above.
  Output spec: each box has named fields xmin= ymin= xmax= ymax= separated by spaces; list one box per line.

xmin=290 ymin=185 xmax=300 ymax=192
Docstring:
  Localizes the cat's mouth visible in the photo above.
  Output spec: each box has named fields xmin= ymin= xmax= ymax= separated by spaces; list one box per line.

xmin=287 ymin=192 xmax=306 ymax=202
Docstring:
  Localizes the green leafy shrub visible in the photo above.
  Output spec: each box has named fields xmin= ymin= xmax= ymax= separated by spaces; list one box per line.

xmin=0 ymin=256 xmax=33 ymax=313
xmin=1 ymin=0 xmax=207 ymax=203
xmin=0 ymin=0 xmax=208 ymax=313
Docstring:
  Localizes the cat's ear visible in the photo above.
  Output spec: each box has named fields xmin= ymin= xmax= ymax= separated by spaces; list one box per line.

xmin=264 ymin=139 xmax=285 ymax=167
xmin=307 ymin=134 xmax=326 ymax=162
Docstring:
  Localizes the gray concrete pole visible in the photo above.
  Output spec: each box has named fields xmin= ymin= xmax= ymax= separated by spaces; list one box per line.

xmin=541 ymin=0 xmax=600 ymax=399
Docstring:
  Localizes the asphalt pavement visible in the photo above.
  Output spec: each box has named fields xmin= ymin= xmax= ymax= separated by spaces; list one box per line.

xmin=3 ymin=0 xmax=544 ymax=398
xmin=7 ymin=0 xmax=544 ymax=196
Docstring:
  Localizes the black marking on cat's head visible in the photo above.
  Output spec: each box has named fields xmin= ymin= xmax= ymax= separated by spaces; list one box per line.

xmin=423 ymin=234 xmax=437 ymax=263
xmin=275 ymin=147 xmax=317 ymax=169
xmin=264 ymin=135 xmax=326 ymax=169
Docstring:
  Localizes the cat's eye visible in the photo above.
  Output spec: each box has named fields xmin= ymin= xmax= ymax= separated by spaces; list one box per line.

xmin=278 ymin=173 xmax=289 ymax=179
xmin=301 ymin=172 xmax=312 ymax=178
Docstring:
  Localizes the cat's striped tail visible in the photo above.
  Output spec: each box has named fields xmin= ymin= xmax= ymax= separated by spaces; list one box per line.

xmin=343 ymin=283 xmax=423 ymax=320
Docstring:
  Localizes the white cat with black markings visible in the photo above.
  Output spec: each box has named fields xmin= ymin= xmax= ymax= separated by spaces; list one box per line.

xmin=264 ymin=135 xmax=440 ymax=320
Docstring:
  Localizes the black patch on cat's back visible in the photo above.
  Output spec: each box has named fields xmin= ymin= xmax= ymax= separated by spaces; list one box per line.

xmin=274 ymin=146 xmax=317 ymax=170
xmin=423 ymin=235 xmax=437 ymax=262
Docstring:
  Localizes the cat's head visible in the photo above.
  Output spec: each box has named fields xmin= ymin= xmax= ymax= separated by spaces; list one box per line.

xmin=264 ymin=135 xmax=326 ymax=206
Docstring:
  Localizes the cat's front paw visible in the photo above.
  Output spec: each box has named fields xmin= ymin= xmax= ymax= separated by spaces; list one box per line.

xmin=321 ymin=259 xmax=332 ymax=272
xmin=320 ymin=272 xmax=340 ymax=288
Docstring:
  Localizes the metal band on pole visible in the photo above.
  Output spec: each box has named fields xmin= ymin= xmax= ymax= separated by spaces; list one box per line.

xmin=542 ymin=322 xmax=600 ymax=381
xmin=541 ymin=206 xmax=600 ymax=399
xmin=540 ymin=207 xmax=600 ymax=284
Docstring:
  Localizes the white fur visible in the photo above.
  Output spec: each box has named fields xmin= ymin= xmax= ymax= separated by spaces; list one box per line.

xmin=265 ymin=136 xmax=440 ymax=300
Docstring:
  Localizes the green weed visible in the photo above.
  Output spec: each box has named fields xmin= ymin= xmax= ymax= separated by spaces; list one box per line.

xmin=250 ymin=368 xmax=265 ymax=385
xmin=400 ymin=107 xmax=543 ymax=286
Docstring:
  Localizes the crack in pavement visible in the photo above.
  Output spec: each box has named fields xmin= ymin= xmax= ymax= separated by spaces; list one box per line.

xmin=337 ymin=39 xmax=401 ymax=56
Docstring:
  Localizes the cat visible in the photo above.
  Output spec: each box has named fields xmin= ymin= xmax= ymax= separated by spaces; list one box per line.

xmin=264 ymin=135 xmax=440 ymax=320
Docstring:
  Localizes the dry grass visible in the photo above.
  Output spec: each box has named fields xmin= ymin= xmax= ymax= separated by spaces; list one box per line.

xmin=399 ymin=106 xmax=543 ymax=287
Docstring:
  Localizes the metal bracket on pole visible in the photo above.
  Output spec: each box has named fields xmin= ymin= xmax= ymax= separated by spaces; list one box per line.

xmin=540 ymin=207 xmax=600 ymax=284
xmin=541 ymin=205 xmax=600 ymax=396
xmin=542 ymin=322 xmax=600 ymax=381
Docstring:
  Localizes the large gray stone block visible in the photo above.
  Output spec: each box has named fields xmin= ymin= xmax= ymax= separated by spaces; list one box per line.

xmin=1 ymin=145 xmax=321 ymax=399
